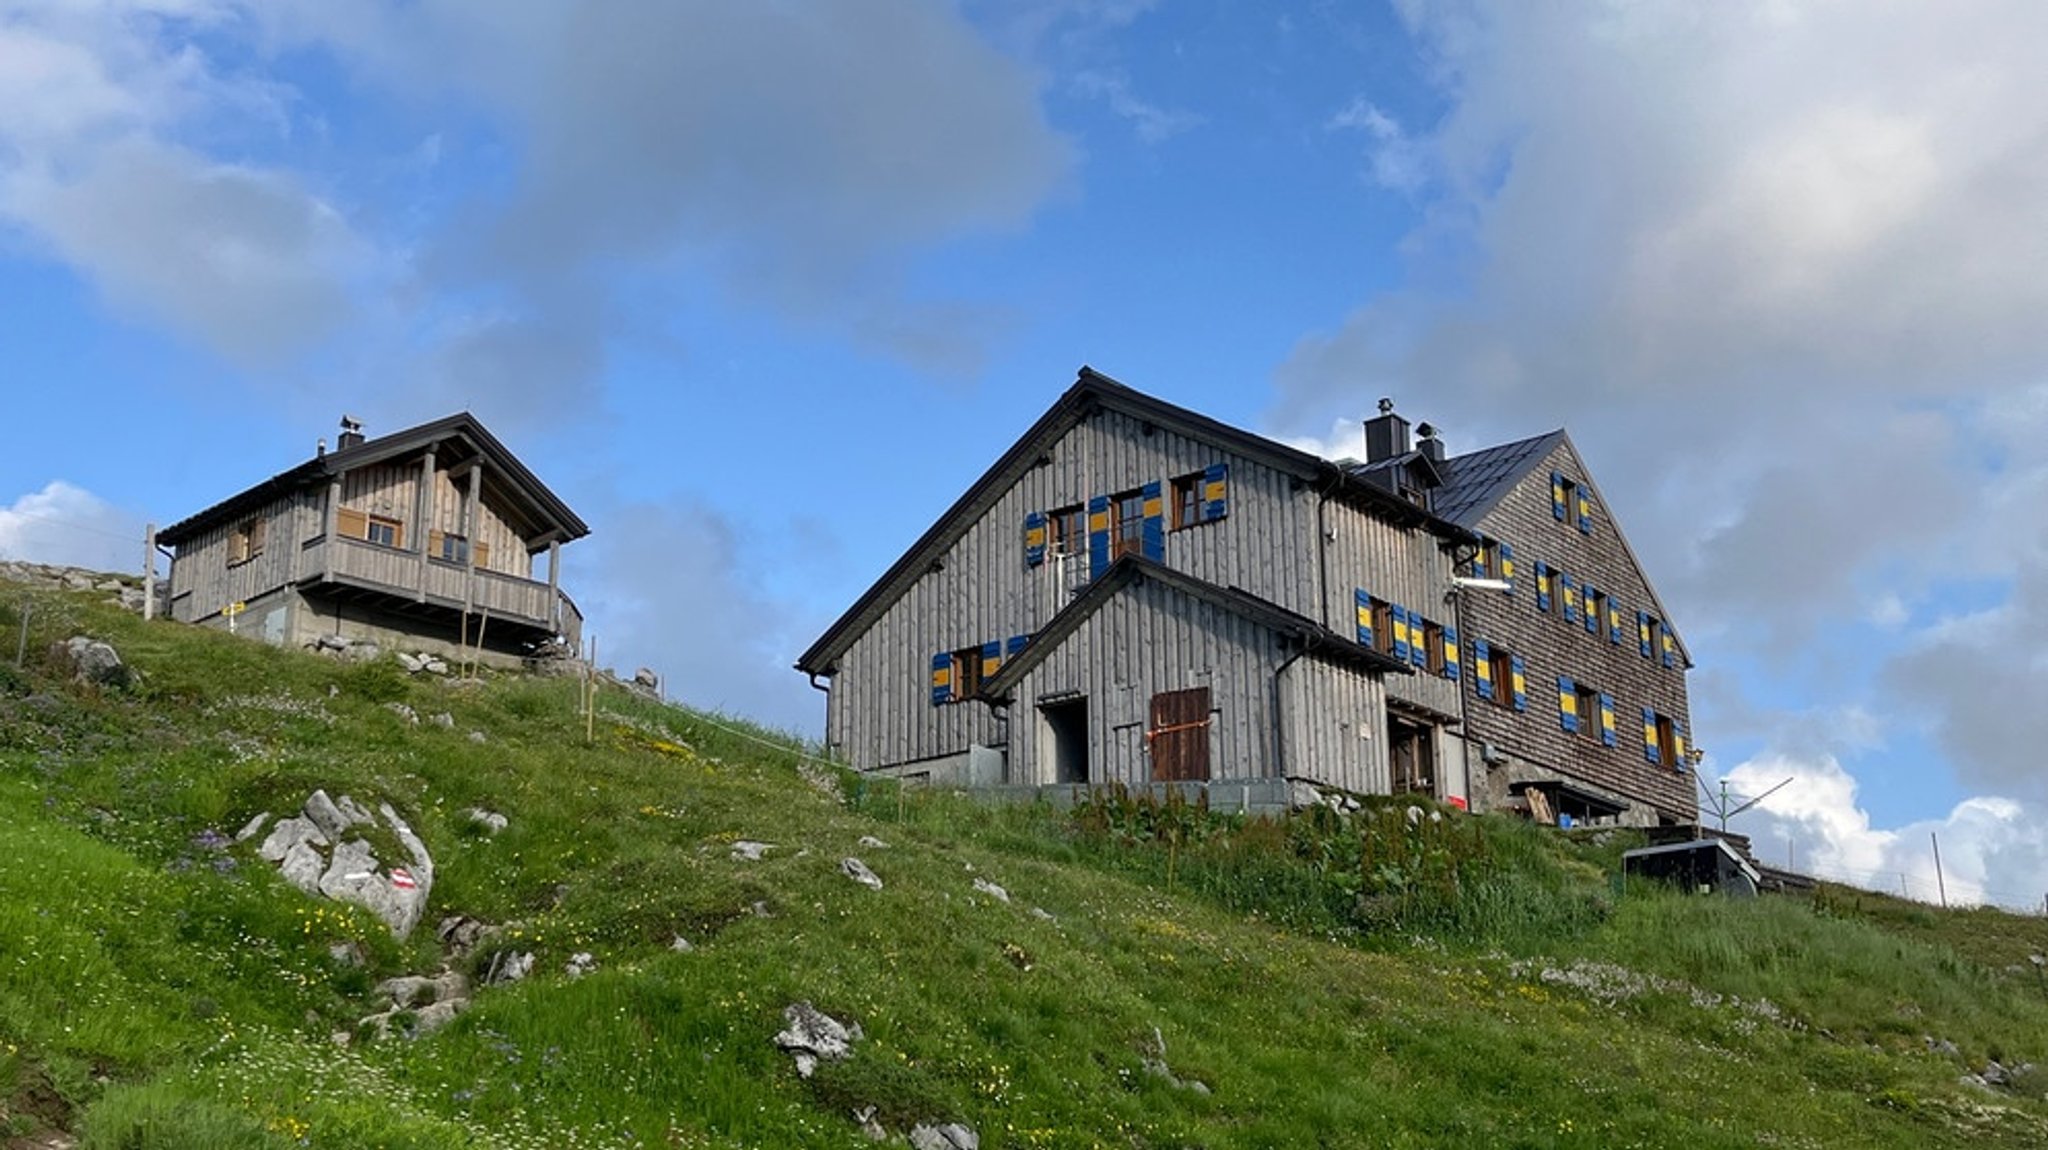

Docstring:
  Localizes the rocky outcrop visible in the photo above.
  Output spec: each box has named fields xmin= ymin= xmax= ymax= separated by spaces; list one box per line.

xmin=251 ymin=791 xmax=433 ymax=938
xmin=0 ymin=560 xmax=162 ymax=615
xmin=51 ymin=636 xmax=134 ymax=689
xmin=774 ymin=1001 xmax=862 ymax=1078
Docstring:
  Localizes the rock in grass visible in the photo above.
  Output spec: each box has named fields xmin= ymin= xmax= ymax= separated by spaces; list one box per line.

xmin=566 ymin=952 xmax=598 ymax=978
xmin=57 ymin=636 xmax=133 ymax=689
xmin=258 ymin=816 xmax=327 ymax=862
xmin=465 ymin=808 xmax=509 ymax=835
xmin=858 ymin=835 xmax=890 ymax=849
xmin=235 ymin=812 xmax=271 ymax=843
xmin=972 ymin=877 xmax=1010 ymax=903
xmin=840 ymin=857 xmax=883 ymax=890
xmin=731 ymin=840 xmax=773 ymax=862
xmin=908 ymin=1123 xmax=980 ymax=1149
xmin=774 ymin=1001 xmax=862 ymax=1078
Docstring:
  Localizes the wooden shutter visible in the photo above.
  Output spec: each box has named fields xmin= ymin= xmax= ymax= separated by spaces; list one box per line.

xmin=1583 ymin=586 xmax=1601 ymax=636
xmin=1535 ymin=562 xmax=1552 ymax=613
xmin=1201 ymin=462 xmax=1229 ymax=521
xmin=980 ymin=639 xmax=1002 ymax=683
xmin=1473 ymin=639 xmax=1494 ymax=701
xmin=1577 ymin=489 xmax=1594 ymax=534
xmin=1354 ymin=589 xmax=1374 ymax=648
xmin=1642 ymin=707 xmax=1661 ymax=765
xmin=337 ymin=507 xmax=368 ymax=540
xmin=1086 ymin=495 xmax=1111 ymax=579
xmin=1561 ymin=574 xmax=1580 ymax=625
xmin=1661 ymin=628 xmax=1677 ymax=668
xmin=429 ymin=528 xmax=445 ymax=557
xmin=1638 ymin=610 xmax=1653 ymax=657
xmin=1673 ymin=720 xmax=1689 ymax=768
xmin=1391 ymin=604 xmax=1411 ymax=663
xmin=1551 ymin=471 xmax=1568 ymax=521
xmin=249 ymin=517 xmax=266 ymax=555
xmin=1499 ymin=541 xmax=1516 ymax=593
xmin=1409 ymin=617 xmax=1428 ymax=668
xmin=1608 ymin=599 xmax=1623 ymax=644
xmin=474 ymin=540 xmax=490 ymax=569
xmin=1599 ymin=693 xmax=1618 ymax=747
xmin=1140 ymin=480 xmax=1165 ymax=561
xmin=1024 ymin=511 xmax=1047 ymax=568
xmin=1510 ymin=654 xmax=1528 ymax=712
xmin=930 ymin=652 xmax=953 ymax=706
xmin=1442 ymin=625 xmax=1460 ymax=681
xmin=1006 ymin=634 xmax=1029 ymax=658
xmin=1557 ymin=675 xmax=1578 ymax=732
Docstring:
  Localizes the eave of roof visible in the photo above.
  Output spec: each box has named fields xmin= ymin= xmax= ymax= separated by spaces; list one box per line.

xmin=795 ymin=366 xmax=1469 ymax=674
xmin=976 ymin=555 xmax=1411 ymax=703
xmin=159 ymin=413 xmax=590 ymax=547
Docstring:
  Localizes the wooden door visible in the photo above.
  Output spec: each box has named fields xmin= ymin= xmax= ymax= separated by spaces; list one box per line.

xmin=1149 ymin=687 xmax=1212 ymax=782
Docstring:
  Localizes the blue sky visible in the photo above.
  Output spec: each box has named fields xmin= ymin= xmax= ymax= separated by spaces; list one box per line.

xmin=3 ymin=1 xmax=2045 ymax=909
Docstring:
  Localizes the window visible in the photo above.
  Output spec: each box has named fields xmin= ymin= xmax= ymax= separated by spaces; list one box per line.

xmin=1641 ymin=706 xmax=1689 ymax=768
xmin=366 ymin=516 xmax=402 ymax=549
xmin=1047 ymin=504 xmax=1085 ymax=556
xmin=1421 ymin=619 xmax=1446 ymax=675
xmin=1170 ymin=472 xmax=1205 ymax=530
xmin=228 ymin=517 xmax=265 ymax=565
xmin=1487 ymin=646 xmax=1516 ymax=709
xmin=1111 ymin=488 xmax=1145 ymax=561
xmin=1471 ymin=639 xmax=1525 ymax=711
xmin=1574 ymin=683 xmax=1602 ymax=742
xmin=1583 ymin=587 xmax=1607 ymax=638
xmin=951 ymin=645 xmax=984 ymax=701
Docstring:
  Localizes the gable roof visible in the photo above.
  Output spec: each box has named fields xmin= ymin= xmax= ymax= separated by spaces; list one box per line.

xmin=1431 ymin=430 xmax=1566 ymax=528
xmin=1436 ymin=430 xmax=1691 ymax=666
xmin=977 ymin=555 xmax=1411 ymax=703
xmin=796 ymin=366 xmax=1471 ymax=675
xmin=160 ymin=413 xmax=589 ymax=548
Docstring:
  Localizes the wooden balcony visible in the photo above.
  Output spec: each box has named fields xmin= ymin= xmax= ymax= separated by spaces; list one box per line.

xmin=299 ymin=534 xmax=582 ymax=649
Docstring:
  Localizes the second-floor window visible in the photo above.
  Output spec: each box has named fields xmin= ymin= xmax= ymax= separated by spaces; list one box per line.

xmin=1047 ymin=504 xmax=1085 ymax=557
xmin=228 ymin=517 xmax=265 ymax=565
xmin=366 ymin=515 xmax=402 ymax=548
xmin=1170 ymin=471 xmax=1205 ymax=530
xmin=439 ymin=533 xmax=470 ymax=563
xmin=1112 ymin=488 xmax=1145 ymax=561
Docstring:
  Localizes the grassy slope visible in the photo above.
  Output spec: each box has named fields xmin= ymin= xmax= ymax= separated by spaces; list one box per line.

xmin=1 ymin=587 xmax=2046 ymax=1149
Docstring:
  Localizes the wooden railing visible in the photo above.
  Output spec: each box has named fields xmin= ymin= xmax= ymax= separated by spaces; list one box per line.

xmin=301 ymin=534 xmax=581 ymax=641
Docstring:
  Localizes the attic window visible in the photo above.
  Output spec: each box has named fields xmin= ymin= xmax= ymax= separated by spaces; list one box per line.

xmin=1170 ymin=472 xmax=1205 ymax=530
xmin=1111 ymin=488 xmax=1146 ymax=561
xmin=228 ymin=517 xmax=265 ymax=566
xmin=1047 ymin=504 xmax=1085 ymax=556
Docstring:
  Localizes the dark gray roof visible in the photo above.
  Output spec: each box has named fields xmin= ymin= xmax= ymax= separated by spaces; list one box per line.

xmin=1431 ymin=430 xmax=1566 ymax=528
xmin=160 ymin=412 xmax=589 ymax=547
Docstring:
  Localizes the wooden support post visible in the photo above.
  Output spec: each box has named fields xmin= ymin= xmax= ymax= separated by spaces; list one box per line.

xmin=462 ymin=461 xmax=482 ymax=615
xmin=322 ymin=478 xmax=341 ymax=582
xmin=141 ymin=523 xmax=156 ymax=621
xmin=414 ymin=447 xmax=437 ymax=601
xmin=547 ymin=538 xmax=562 ymax=633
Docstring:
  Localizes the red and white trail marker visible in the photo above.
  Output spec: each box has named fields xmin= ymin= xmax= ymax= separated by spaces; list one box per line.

xmin=389 ymin=867 xmax=417 ymax=891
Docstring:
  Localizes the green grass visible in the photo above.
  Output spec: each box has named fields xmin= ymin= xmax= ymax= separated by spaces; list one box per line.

xmin=1 ymin=584 xmax=2047 ymax=1147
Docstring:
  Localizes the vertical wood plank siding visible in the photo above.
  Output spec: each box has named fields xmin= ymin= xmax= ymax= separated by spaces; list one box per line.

xmin=1319 ymin=500 xmax=1462 ymax=720
xmin=826 ymin=408 xmax=1320 ymax=770
xmin=1459 ymin=441 xmax=1695 ymax=820
xmin=168 ymin=494 xmax=305 ymax=622
xmin=1280 ymin=657 xmax=1389 ymax=794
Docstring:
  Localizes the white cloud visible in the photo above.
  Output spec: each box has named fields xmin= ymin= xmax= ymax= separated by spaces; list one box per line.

xmin=1071 ymin=69 xmax=1202 ymax=143
xmin=0 ymin=482 xmax=144 ymax=573
xmin=0 ymin=3 xmax=366 ymax=366
xmin=1719 ymin=750 xmax=2047 ymax=911
xmin=1327 ymin=97 xmax=1426 ymax=192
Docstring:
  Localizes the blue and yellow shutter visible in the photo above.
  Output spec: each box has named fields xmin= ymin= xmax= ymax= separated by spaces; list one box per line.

xmin=1608 ymin=599 xmax=1624 ymax=644
xmin=1557 ymin=674 xmax=1578 ymax=733
xmin=1442 ymin=625 xmax=1461 ymax=681
xmin=1672 ymin=720 xmax=1688 ymax=769
xmin=1535 ymin=561 xmax=1552 ymax=612
xmin=1582 ymin=584 xmax=1601 ymax=636
xmin=1642 ymin=706 xmax=1661 ymax=765
xmin=1392 ymin=604 xmax=1412 ymax=663
xmin=1202 ymin=462 xmax=1230 ymax=521
xmin=1141 ymin=480 xmax=1165 ymax=561
xmin=930 ymin=652 xmax=954 ymax=706
xmin=1561 ymin=574 xmax=1581 ymax=625
xmin=1409 ymin=615 xmax=1428 ymax=669
xmin=1661 ymin=627 xmax=1677 ymax=668
xmin=1354 ymin=588 xmax=1374 ymax=647
xmin=1510 ymin=654 xmax=1528 ymax=712
xmin=1006 ymin=634 xmax=1029 ymax=659
xmin=1499 ymin=541 xmax=1516 ymax=593
xmin=1023 ymin=511 xmax=1047 ymax=568
xmin=1473 ymin=639 xmax=1494 ymax=701
xmin=1599 ymin=693 xmax=1618 ymax=747
xmin=980 ymin=640 xmax=1002 ymax=684
xmin=1577 ymin=488 xmax=1594 ymax=534
xmin=1551 ymin=471 xmax=1568 ymax=521
xmin=1637 ymin=610 xmax=1653 ymax=657
xmin=1086 ymin=494 xmax=1111 ymax=579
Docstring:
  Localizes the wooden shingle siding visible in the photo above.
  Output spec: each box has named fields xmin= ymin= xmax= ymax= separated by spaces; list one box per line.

xmin=826 ymin=407 xmax=1321 ymax=770
xmin=1460 ymin=441 xmax=1694 ymax=820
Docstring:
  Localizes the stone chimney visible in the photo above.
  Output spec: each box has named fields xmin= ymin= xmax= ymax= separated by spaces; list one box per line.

xmin=1363 ymin=398 xmax=1410 ymax=463
xmin=338 ymin=415 xmax=366 ymax=451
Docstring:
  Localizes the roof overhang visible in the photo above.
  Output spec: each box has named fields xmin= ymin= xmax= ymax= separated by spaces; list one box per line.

xmin=161 ymin=413 xmax=589 ymax=548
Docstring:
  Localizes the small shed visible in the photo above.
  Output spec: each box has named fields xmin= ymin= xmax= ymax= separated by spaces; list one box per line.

xmin=1622 ymin=838 xmax=1760 ymax=897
